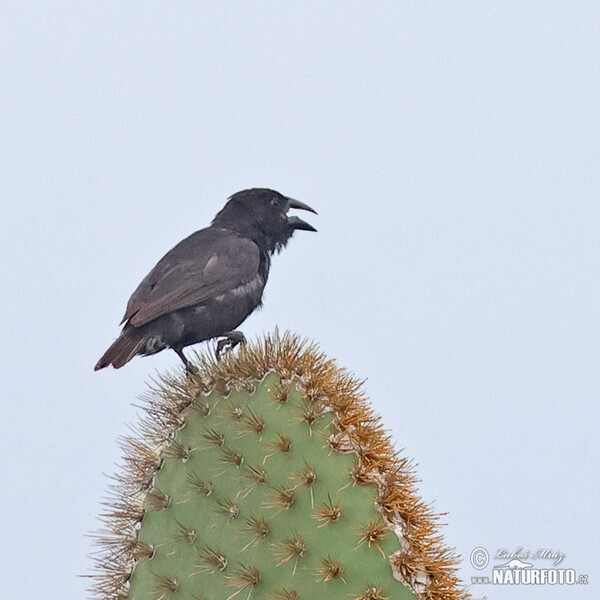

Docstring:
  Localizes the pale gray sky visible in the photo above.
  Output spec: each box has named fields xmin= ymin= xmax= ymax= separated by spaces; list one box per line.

xmin=2 ymin=2 xmax=599 ymax=599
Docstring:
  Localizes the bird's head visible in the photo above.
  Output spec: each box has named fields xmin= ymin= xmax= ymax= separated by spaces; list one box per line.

xmin=212 ymin=188 xmax=317 ymax=253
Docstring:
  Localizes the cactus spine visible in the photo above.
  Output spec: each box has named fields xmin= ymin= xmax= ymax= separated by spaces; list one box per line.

xmin=91 ymin=332 xmax=467 ymax=600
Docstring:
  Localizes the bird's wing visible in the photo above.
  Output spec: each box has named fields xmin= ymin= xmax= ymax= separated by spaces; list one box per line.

xmin=122 ymin=228 xmax=261 ymax=327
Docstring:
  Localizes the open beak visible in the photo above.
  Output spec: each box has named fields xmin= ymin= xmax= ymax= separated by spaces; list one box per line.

xmin=287 ymin=197 xmax=318 ymax=215
xmin=286 ymin=197 xmax=317 ymax=232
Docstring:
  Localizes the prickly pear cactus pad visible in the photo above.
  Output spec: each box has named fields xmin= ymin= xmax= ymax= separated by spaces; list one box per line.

xmin=91 ymin=333 xmax=468 ymax=600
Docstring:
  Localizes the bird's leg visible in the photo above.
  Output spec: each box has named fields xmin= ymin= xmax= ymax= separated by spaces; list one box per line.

xmin=216 ymin=331 xmax=247 ymax=360
xmin=174 ymin=348 xmax=198 ymax=376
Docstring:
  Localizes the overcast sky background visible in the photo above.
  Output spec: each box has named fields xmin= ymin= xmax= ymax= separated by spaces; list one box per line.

xmin=2 ymin=3 xmax=599 ymax=599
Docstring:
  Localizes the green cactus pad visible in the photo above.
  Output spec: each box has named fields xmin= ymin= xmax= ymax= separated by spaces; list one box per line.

xmin=91 ymin=333 xmax=467 ymax=600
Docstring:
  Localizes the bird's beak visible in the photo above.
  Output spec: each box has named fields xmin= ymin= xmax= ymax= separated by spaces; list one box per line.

xmin=286 ymin=197 xmax=317 ymax=232
xmin=287 ymin=216 xmax=317 ymax=232
xmin=286 ymin=197 xmax=318 ymax=215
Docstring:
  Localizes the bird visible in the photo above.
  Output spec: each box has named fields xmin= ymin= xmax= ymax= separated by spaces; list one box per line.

xmin=94 ymin=188 xmax=316 ymax=373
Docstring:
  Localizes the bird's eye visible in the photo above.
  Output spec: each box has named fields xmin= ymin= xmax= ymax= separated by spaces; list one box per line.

xmin=270 ymin=198 xmax=280 ymax=208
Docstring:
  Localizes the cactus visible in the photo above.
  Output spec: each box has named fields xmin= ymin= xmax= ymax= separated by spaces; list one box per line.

xmin=91 ymin=332 xmax=467 ymax=600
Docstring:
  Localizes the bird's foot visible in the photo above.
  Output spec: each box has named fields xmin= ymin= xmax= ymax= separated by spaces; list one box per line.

xmin=216 ymin=331 xmax=247 ymax=360
xmin=174 ymin=348 xmax=198 ymax=377
xmin=185 ymin=362 xmax=199 ymax=377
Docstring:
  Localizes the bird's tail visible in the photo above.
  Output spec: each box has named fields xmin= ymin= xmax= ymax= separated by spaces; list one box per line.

xmin=94 ymin=327 xmax=145 ymax=370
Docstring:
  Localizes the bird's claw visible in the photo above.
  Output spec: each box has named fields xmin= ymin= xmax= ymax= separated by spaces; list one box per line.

xmin=174 ymin=348 xmax=198 ymax=377
xmin=216 ymin=331 xmax=247 ymax=360
xmin=185 ymin=362 xmax=199 ymax=377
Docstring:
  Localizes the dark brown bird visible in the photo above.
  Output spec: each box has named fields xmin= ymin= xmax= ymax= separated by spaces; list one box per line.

xmin=95 ymin=188 xmax=316 ymax=372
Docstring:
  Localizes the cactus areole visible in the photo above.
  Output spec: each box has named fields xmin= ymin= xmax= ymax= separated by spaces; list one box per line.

xmin=91 ymin=332 xmax=467 ymax=600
